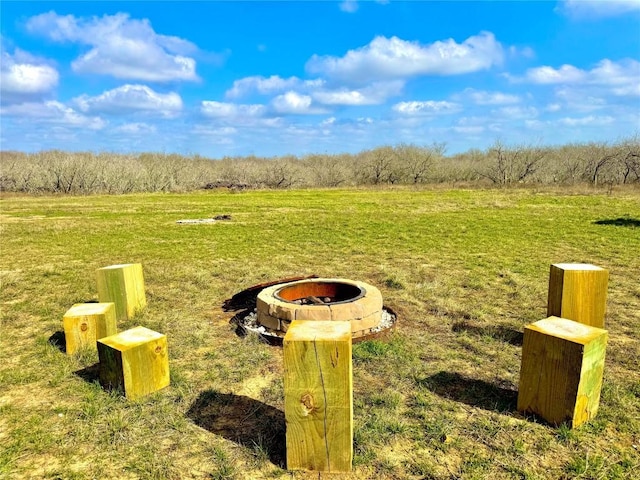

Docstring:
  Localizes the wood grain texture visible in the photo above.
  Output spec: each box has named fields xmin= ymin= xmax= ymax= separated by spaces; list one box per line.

xmin=96 ymin=263 xmax=147 ymax=321
xmin=62 ymin=302 xmax=117 ymax=354
xmin=283 ymin=321 xmax=353 ymax=472
xmin=98 ymin=326 xmax=170 ymax=400
xmin=517 ymin=317 xmax=608 ymax=428
xmin=547 ymin=263 xmax=609 ymax=328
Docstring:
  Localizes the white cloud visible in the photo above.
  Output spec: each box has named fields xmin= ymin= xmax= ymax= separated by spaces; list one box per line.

xmin=1 ymin=48 xmax=58 ymax=102
xmin=454 ymin=116 xmax=502 ymax=133
xmin=612 ymin=83 xmax=640 ymax=96
xmin=460 ymin=88 xmax=521 ymax=105
xmin=508 ymin=58 xmax=640 ymax=104
xmin=453 ymin=125 xmax=485 ymax=135
xmin=226 ymin=75 xmax=324 ymax=98
xmin=519 ymin=59 xmax=640 ymax=96
xmin=74 ymin=85 xmax=183 ymax=117
xmin=589 ymin=59 xmax=640 ymax=91
xmin=552 ymin=88 xmax=609 ymax=113
xmin=193 ymin=125 xmax=238 ymax=136
xmin=227 ymin=74 xmax=402 ymax=106
xmin=525 ymin=119 xmax=545 ymax=130
xmin=357 ymin=117 xmax=374 ymax=124
xmin=1 ymin=101 xmax=105 ymax=129
xmin=339 ymin=1 xmax=359 ymax=13
xmin=271 ymin=91 xmax=327 ymax=114
xmin=509 ymin=45 xmax=536 ymax=59
xmin=558 ymin=0 xmax=640 ymax=19
xmin=313 ymin=89 xmax=368 ymax=105
xmin=200 ymin=101 xmax=266 ymax=118
xmin=558 ymin=115 xmax=615 ymax=126
xmin=392 ymin=100 xmax=461 ymax=115
xmin=493 ymin=106 xmax=538 ymax=119
xmin=113 ymin=122 xmax=157 ymax=134
xmin=306 ymin=32 xmax=504 ymax=83
xmin=25 ymin=11 xmax=199 ymax=82
xmin=524 ymin=64 xmax=586 ymax=84
xmin=312 ymin=80 xmax=404 ymax=105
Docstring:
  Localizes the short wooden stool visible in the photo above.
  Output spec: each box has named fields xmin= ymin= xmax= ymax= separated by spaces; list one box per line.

xmin=98 ymin=326 xmax=170 ymax=400
xmin=96 ymin=263 xmax=147 ymax=321
xmin=517 ymin=316 xmax=608 ymax=428
xmin=547 ymin=263 xmax=609 ymax=328
xmin=62 ymin=302 xmax=117 ymax=355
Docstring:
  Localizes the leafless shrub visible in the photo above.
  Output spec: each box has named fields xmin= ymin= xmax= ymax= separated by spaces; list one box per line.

xmin=479 ymin=141 xmax=547 ymax=185
xmin=1 ymin=136 xmax=638 ymax=194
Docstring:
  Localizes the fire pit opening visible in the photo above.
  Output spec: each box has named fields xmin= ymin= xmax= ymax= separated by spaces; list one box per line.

xmin=275 ymin=280 xmax=364 ymax=305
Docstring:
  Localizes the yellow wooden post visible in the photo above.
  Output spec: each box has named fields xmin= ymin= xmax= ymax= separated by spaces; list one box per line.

xmin=517 ymin=316 xmax=608 ymax=428
xmin=547 ymin=263 xmax=609 ymax=328
xmin=97 ymin=326 xmax=169 ymax=400
xmin=62 ymin=302 xmax=117 ymax=354
xmin=283 ymin=321 xmax=353 ymax=472
xmin=96 ymin=263 xmax=147 ymax=321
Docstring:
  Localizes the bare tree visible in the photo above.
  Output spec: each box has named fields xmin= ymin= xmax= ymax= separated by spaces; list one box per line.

xmin=396 ymin=142 xmax=445 ymax=184
xmin=304 ymin=153 xmax=351 ymax=187
xmin=619 ymin=136 xmax=640 ymax=184
xmin=579 ymin=142 xmax=618 ymax=186
xmin=358 ymin=146 xmax=397 ymax=185
xmin=259 ymin=156 xmax=299 ymax=188
xmin=480 ymin=141 xmax=546 ymax=185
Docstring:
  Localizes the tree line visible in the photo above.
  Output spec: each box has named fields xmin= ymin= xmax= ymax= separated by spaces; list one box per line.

xmin=1 ymin=137 xmax=638 ymax=194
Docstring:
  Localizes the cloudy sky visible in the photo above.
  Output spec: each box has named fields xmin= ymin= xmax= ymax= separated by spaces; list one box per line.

xmin=1 ymin=1 xmax=639 ymax=157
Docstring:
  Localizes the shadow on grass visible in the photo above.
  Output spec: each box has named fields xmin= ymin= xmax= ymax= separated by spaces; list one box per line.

xmin=74 ymin=363 xmax=100 ymax=383
xmin=49 ymin=331 xmax=67 ymax=353
xmin=187 ymin=390 xmax=286 ymax=468
xmin=420 ymin=371 xmax=518 ymax=413
xmin=594 ymin=217 xmax=640 ymax=227
xmin=452 ymin=321 xmax=524 ymax=346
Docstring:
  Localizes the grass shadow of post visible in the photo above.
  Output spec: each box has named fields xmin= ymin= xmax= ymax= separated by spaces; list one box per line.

xmin=187 ymin=390 xmax=286 ymax=468
xmin=452 ymin=321 xmax=524 ymax=346
xmin=593 ymin=217 xmax=640 ymax=227
xmin=48 ymin=331 xmax=67 ymax=353
xmin=74 ymin=363 xmax=101 ymax=384
xmin=421 ymin=371 xmax=518 ymax=413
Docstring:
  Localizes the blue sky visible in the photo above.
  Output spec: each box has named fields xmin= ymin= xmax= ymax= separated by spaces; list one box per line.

xmin=1 ymin=1 xmax=639 ymax=157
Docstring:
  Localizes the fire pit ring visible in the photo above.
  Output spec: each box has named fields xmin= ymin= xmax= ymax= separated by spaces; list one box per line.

xmin=257 ymin=278 xmax=384 ymax=336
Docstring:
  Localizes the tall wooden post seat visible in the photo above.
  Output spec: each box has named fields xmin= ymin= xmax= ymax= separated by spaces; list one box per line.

xmin=96 ymin=263 xmax=147 ymax=321
xmin=283 ymin=321 xmax=353 ymax=472
xmin=547 ymin=263 xmax=609 ymax=328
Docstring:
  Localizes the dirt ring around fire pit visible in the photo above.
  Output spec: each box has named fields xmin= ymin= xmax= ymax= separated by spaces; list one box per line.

xmin=257 ymin=278 xmax=385 ymax=335
xmin=236 ymin=306 xmax=397 ymax=345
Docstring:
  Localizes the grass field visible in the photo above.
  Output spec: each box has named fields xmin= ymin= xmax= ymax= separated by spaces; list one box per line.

xmin=1 ymin=186 xmax=639 ymax=479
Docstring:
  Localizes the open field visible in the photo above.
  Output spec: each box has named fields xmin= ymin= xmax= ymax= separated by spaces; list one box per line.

xmin=1 ymin=186 xmax=639 ymax=479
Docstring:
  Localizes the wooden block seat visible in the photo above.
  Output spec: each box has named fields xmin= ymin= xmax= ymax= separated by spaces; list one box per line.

xmin=98 ymin=326 xmax=170 ymax=400
xmin=517 ymin=316 xmax=608 ymax=428
xmin=284 ymin=320 xmax=353 ymax=472
xmin=62 ymin=302 xmax=117 ymax=355
xmin=547 ymin=263 xmax=609 ymax=328
xmin=96 ymin=263 xmax=147 ymax=321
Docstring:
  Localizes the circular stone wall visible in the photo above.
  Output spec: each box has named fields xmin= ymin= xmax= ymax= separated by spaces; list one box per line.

xmin=256 ymin=278 xmax=383 ymax=335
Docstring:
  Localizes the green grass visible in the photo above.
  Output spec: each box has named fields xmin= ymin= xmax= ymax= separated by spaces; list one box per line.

xmin=1 ymin=186 xmax=639 ymax=479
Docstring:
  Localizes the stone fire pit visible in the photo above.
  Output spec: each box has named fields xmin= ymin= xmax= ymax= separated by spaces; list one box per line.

xmin=256 ymin=278 xmax=385 ymax=338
